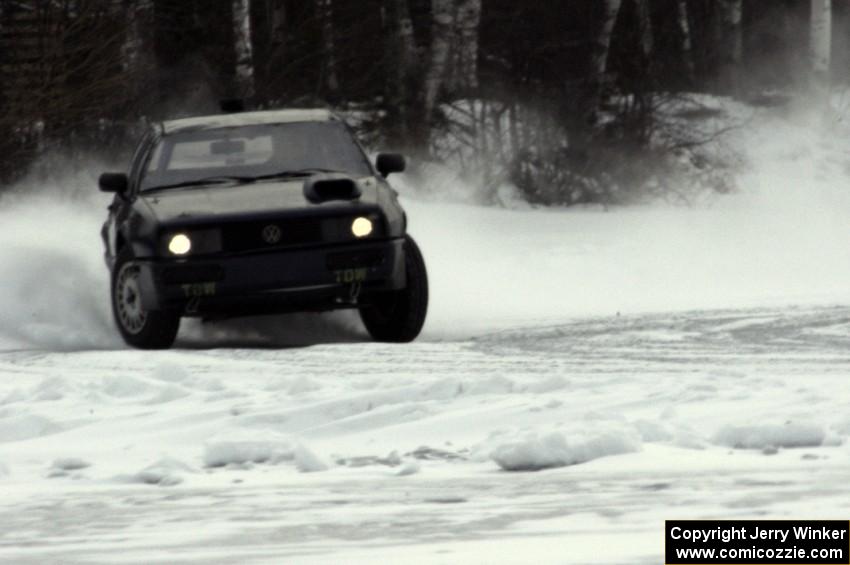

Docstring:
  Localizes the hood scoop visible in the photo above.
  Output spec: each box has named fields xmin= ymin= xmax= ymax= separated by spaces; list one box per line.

xmin=303 ymin=174 xmax=362 ymax=204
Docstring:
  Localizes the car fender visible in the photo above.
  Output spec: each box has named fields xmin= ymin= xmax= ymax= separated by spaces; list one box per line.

xmin=376 ymin=181 xmax=406 ymax=237
xmin=121 ymin=200 xmax=160 ymax=259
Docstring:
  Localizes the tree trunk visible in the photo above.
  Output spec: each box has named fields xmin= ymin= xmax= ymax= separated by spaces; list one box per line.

xmin=591 ymin=0 xmax=622 ymax=81
xmin=256 ymin=0 xmax=286 ymax=104
xmin=565 ymin=0 xmax=622 ymax=170
xmin=318 ymin=0 xmax=339 ymax=96
xmin=810 ymin=0 xmax=831 ymax=83
xmin=584 ymin=0 xmax=622 ymax=120
xmin=270 ymin=0 xmax=286 ymax=49
xmin=121 ymin=0 xmax=154 ymax=113
xmin=716 ymin=0 xmax=742 ymax=94
xmin=448 ymin=0 xmax=481 ymax=94
xmin=677 ymin=0 xmax=695 ymax=81
xmin=424 ymin=0 xmax=454 ymax=124
xmin=233 ymin=0 xmax=255 ymax=98
xmin=384 ymin=0 xmax=419 ymax=147
xmin=122 ymin=0 xmax=153 ymax=72
xmin=635 ymin=0 xmax=653 ymax=59
xmin=392 ymin=0 xmax=417 ymax=65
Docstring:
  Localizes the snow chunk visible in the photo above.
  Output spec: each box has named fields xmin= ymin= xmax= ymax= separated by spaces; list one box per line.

xmin=204 ymin=438 xmax=294 ymax=468
xmin=713 ymin=422 xmax=825 ymax=450
xmin=294 ymin=444 xmax=329 ymax=473
xmin=51 ymin=458 xmax=91 ymax=471
xmin=129 ymin=458 xmax=195 ymax=487
xmin=491 ymin=430 xmax=640 ymax=472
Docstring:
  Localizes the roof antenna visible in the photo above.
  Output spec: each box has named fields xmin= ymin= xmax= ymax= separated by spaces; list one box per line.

xmin=220 ymin=99 xmax=245 ymax=113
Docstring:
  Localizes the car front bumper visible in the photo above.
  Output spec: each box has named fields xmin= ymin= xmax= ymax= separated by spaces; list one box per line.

xmin=135 ymin=238 xmax=406 ymax=316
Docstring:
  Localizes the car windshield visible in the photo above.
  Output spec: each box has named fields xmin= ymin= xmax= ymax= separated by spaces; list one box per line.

xmin=141 ymin=121 xmax=373 ymax=192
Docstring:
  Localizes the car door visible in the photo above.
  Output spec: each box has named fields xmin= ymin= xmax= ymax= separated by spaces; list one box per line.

xmin=103 ymin=131 xmax=155 ymax=266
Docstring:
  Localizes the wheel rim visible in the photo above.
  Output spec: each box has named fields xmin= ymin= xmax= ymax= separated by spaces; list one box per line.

xmin=115 ymin=262 xmax=147 ymax=335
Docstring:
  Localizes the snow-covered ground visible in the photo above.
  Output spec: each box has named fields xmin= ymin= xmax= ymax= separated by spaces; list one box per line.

xmin=1 ymin=99 xmax=850 ymax=563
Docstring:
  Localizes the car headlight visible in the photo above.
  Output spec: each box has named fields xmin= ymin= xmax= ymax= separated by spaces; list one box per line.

xmin=168 ymin=233 xmax=192 ymax=255
xmin=351 ymin=217 xmax=373 ymax=238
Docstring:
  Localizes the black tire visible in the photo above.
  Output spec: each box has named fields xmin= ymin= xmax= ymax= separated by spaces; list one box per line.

xmin=111 ymin=248 xmax=180 ymax=349
xmin=360 ymin=235 xmax=429 ymax=343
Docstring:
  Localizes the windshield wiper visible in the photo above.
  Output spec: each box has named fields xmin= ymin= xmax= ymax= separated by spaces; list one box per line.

xmin=145 ymin=170 xmax=348 ymax=192
xmin=252 ymin=168 xmax=346 ymax=181
xmin=145 ymin=176 xmax=256 ymax=192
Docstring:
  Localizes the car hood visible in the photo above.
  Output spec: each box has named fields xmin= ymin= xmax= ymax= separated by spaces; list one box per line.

xmin=139 ymin=177 xmax=380 ymax=226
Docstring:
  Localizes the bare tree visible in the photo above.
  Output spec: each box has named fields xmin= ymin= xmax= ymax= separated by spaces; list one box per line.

xmin=3 ymin=1 xmax=129 ymax=129
xmin=0 ymin=0 xmax=133 ymax=182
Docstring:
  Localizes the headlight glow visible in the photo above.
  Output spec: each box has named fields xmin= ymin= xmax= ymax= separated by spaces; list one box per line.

xmin=351 ymin=217 xmax=373 ymax=238
xmin=168 ymin=233 xmax=192 ymax=255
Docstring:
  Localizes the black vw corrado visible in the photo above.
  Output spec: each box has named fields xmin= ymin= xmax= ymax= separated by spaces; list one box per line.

xmin=99 ymin=109 xmax=427 ymax=349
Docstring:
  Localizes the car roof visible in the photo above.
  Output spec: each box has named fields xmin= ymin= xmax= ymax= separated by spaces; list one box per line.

xmin=160 ymin=109 xmax=339 ymax=135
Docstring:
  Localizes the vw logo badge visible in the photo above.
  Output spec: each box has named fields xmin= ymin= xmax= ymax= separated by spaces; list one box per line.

xmin=262 ymin=224 xmax=282 ymax=244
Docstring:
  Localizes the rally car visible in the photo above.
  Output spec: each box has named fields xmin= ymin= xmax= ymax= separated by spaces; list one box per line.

xmin=99 ymin=108 xmax=428 ymax=349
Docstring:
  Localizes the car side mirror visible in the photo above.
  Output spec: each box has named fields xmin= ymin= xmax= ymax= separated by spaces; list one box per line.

xmin=376 ymin=153 xmax=406 ymax=177
xmin=99 ymin=172 xmax=128 ymax=194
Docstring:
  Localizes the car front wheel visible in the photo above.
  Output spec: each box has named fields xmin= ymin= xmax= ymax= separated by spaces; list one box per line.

xmin=111 ymin=249 xmax=180 ymax=349
xmin=359 ymin=235 xmax=428 ymax=343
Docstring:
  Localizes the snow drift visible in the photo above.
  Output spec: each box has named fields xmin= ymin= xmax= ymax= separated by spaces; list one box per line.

xmin=713 ymin=422 xmax=826 ymax=450
xmin=203 ymin=436 xmax=294 ymax=468
xmin=490 ymin=430 xmax=641 ymax=472
xmin=125 ymin=457 xmax=197 ymax=487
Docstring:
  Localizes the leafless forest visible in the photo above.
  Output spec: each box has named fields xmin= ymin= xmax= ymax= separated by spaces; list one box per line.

xmin=0 ymin=0 xmax=845 ymax=204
